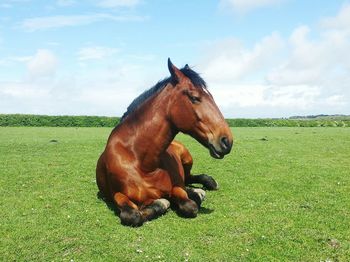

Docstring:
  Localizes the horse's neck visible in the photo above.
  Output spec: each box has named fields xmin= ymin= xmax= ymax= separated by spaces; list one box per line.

xmin=122 ymin=91 xmax=177 ymax=172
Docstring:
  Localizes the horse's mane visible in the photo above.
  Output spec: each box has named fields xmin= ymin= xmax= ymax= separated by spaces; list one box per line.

xmin=119 ymin=66 xmax=207 ymax=123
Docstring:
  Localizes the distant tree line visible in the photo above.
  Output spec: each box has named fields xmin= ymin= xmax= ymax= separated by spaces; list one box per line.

xmin=226 ymin=118 xmax=349 ymax=127
xmin=0 ymin=114 xmax=349 ymax=127
xmin=289 ymin=114 xmax=350 ymax=120
xmin=0 ymin=114 xmax=119 ymax=127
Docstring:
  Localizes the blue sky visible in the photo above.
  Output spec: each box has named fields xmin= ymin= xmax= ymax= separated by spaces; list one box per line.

xmin=0 ymin=0 xmax=349 ymax=117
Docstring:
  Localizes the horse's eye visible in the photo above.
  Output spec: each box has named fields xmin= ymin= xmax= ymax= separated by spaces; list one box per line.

xmin=189 ymin=95 xmax=201 ymax=104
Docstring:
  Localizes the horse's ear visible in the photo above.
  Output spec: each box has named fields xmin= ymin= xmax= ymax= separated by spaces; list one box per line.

xmin=185 ymin=64 xmax=190 ymax=69
xmin=168 ymin=58 xmax=185 ymax=84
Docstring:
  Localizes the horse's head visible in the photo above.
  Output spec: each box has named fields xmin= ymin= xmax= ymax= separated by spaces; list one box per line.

xmin=167 ymin=59 xmax=233 ymax=159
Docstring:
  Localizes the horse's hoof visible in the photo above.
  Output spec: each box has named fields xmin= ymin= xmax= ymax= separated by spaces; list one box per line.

xmin=193 ymin=188 xmax=206 ymax=201
xmin=177 ymin=199 xmax=198 ymax=218
xmin=154 ymin=198 xmax=171 ymax=211
xmin=186 ymin=188 xmax=205 ymax=207
xmin=202 ymin=175 xmax=219 ymax=190
xmin=150 ymin=198 xmax=170 ymax=217
xmin=120 ymin=207 xmax=144 ymax=227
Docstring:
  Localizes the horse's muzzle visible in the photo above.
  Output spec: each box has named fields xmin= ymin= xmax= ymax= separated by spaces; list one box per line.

xmin=209 ymin=136 xmax=232 ymax=159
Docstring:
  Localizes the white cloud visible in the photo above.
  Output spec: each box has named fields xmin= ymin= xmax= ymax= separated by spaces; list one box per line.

xmin=267 ymin=19 xmax=350 ymax=87
xmin=0 ymin=55 xmax=32 ymax=67
xmin=263 ymin=85 xmax=321 ymax=108
xmin=206 ymin=81 xmax=322 ymax=109
xmin=320 ymin=3 xmax=350 ymax=32
xmin=20 ymin=13 xmax=147 ymax=32
xmin=0 ymin=81 xmax=50 ymax=99
xmin=200 ymin=32 xmax=284 ymax=82
xmin=0 ymin=49 xmax=160 ymax=116
xmin=0 ymin=49 xmax=58 ymax=114
xmin=219 ymin=0 xmax=283 ymax=14
xmin=198 ymin=4 xmax=350 ymax=117
xmin=210 ymin=84 xmax=266 ymax=108
xmin=78 ymin=46 xmax=119 ymax=61
xmin=27 ymin=49 xmax=58 ymax=78
xmin=95 ymin=0 xmax=140 ymax=8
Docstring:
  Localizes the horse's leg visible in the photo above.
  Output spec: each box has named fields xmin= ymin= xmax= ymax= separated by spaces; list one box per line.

xmin=114 ymin=193 xmax=171 ymax=226
xmin=96 ymin=153 xmax=113 ymax=200
xmin=171 ymin=186 xmax=205 ymax=218
xmin=181 ymin=145 xmax=219 ymax=190
xmin=97 ymin=155 xmax=142 ymax=227
xmin=113 ymin=192 xmax=144 ymax=227
xmin=187 ymin=174 xmax=219 ymax=190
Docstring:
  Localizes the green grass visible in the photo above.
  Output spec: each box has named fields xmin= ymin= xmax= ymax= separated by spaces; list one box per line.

xmin=1 ymin=127 xmax=349 ymax=261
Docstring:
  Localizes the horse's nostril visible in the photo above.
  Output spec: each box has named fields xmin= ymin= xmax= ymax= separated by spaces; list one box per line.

xmin=220 ymin=136 xmax=230 ymax=151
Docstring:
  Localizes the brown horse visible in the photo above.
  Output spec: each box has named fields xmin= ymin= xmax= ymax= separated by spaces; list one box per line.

xmin=96 ymin=59 xmax=233 ymax=226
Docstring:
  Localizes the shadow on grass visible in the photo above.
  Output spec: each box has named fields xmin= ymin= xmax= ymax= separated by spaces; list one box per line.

xmin=198 ymin=206 xmax=214 ymax=215
xmin=97 ymin=191 xmax=120 ymax=217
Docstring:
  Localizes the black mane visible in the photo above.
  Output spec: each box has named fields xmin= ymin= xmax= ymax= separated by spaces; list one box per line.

xmin=119 ymin=66 xmax=207 ymax=123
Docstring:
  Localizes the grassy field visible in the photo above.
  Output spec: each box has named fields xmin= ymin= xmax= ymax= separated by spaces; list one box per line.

xmin=1 ymin=127 xmax=349 ymax=261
